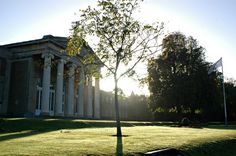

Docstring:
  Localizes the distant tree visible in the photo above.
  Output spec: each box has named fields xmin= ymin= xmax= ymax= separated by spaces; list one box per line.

xmin=224 ymin=79 xmax=236 ymax=121
xmin=127 ymin=92 xmax=153 ymax=120
xmin=147 ymin=32 xmax=221 ymax=121
xmin=67 ymin=0 xmax=164 ymax=136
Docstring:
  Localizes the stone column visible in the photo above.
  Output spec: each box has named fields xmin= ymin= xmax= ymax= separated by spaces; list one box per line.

xmin=66 ymin=63 xmax=76 ymax=117
xmin=77 ymin=67 xmax=84 ymax=117
xmin=55 ymin=59 xmax=65 ymax=116
xmin=87 ymin=76 xmax=93 ymax=118
xmin=41 ymin=53 xmax=53 ymax=115
xmin=94 ymin=77 xmax=100 ymax=119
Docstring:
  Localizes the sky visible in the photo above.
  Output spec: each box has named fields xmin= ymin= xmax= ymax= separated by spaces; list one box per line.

xmin=0 ymin=0 xmax=236 ymax=96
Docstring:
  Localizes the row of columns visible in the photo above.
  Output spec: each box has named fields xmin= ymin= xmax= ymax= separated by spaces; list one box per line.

xmin=40 ymin=53 xmax=100 ymax=118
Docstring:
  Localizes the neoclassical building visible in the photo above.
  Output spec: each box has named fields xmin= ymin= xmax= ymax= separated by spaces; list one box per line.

xmin=0 ymin=35 xmax=101 ymax=118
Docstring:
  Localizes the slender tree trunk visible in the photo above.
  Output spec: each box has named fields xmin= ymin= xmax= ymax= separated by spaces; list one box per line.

xmin=114 ymin=76 xmax=122 ymax=137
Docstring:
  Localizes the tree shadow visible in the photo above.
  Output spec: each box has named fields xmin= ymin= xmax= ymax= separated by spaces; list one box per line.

xmin=184 ymin=139 xmax=236 ymax=156
xmin=0 ymin=130 xmax=41 ymax=142
xmin=0 ymin=118 xmax=128 ymax=142
xmin=0 ymin=118 xmax=138 ymax=142
xmin=206 ymin=125 xmax=236 ymax=130
xmin=116 ymin=136 xmax=123 ymax=156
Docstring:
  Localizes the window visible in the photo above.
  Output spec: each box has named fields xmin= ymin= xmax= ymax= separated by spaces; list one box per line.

xmin=0 ymin=58 xmax=6 ymax=105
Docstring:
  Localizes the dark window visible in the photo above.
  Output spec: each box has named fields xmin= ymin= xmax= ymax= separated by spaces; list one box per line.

xmin=0 ymin=58 xmax=6 ymax=104
xmin=0 ymin=58 xmax=6 ymax=76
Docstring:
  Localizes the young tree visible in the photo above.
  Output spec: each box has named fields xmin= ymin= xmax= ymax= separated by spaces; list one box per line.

xmin=67 ymin=0 xmax=163 ymax=136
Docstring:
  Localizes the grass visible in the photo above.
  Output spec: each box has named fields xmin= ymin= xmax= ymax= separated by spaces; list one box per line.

xmin=0 ymin=118 xmax=236 ymax=156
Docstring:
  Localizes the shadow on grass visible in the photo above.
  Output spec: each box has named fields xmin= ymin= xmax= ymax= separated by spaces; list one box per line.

xmin=110 ymin=134 xmax=130 ymax=156
xmin=205 ymin=125 xmax=236 ymax=130
xmin=183 ymin=139 xmax=236 ymax=156
xmin=0 ymin=118 xmax=118 ymax=142
xmin=0 ymin=130 xmax=41 ymax=142
xmin=0 ymin=117 xmax=147 ymax=142
xmin=2 ymin=118 xmax=234 ymax=143
xmin=116 ymin=136 xmax=123 ymax=156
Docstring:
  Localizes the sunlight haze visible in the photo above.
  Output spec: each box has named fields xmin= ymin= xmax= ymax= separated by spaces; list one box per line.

xmin=1 ymin=0 xmax=235 ymax=95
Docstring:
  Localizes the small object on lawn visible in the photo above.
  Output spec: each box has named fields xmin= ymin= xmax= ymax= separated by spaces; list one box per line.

xmin=144 ymin=148 xmax=188 ymax=156
xmin=180 ymin=117 xmax=191 ymax=127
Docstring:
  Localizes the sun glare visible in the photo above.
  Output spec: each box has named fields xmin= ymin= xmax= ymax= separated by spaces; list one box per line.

xmin=100 ymin=76 xmax=149 ymax=96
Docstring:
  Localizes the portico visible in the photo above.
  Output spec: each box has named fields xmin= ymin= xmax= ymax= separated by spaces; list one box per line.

xmin=0 ymin=35 xmax=101 ymax=119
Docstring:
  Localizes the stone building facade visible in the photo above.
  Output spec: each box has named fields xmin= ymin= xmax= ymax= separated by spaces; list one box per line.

xmin=0 ymin=35 xmax=101 ymax=118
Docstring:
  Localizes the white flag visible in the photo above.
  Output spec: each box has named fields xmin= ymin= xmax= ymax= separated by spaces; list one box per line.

xmin=208 ymin=57 xmax=222 ymax=74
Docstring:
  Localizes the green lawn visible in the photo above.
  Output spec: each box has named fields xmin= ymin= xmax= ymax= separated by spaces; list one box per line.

xmin=0 ymin=118 xmax=236 ymax=156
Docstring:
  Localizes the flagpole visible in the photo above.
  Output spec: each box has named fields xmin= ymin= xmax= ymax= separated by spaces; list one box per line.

xmin=221 ymin=59 xmax=227 ymax=126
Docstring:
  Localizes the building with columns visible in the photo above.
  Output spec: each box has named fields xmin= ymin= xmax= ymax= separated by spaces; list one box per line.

xmin=0 ymin=35 xmax=101 ymax=118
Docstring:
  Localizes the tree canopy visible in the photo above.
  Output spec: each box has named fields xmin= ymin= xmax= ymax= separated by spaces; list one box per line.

xmin=224 ymin=79 xmax=236 ymax=121
xmin=147 ymin=32 xmax=223 ymax=121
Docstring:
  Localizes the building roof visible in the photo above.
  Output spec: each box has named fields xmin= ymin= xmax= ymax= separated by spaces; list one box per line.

xmin=1 ymin=35 xmax=68 ymax=49
xmin=0 ymin=35 xmax=102 ymax=67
